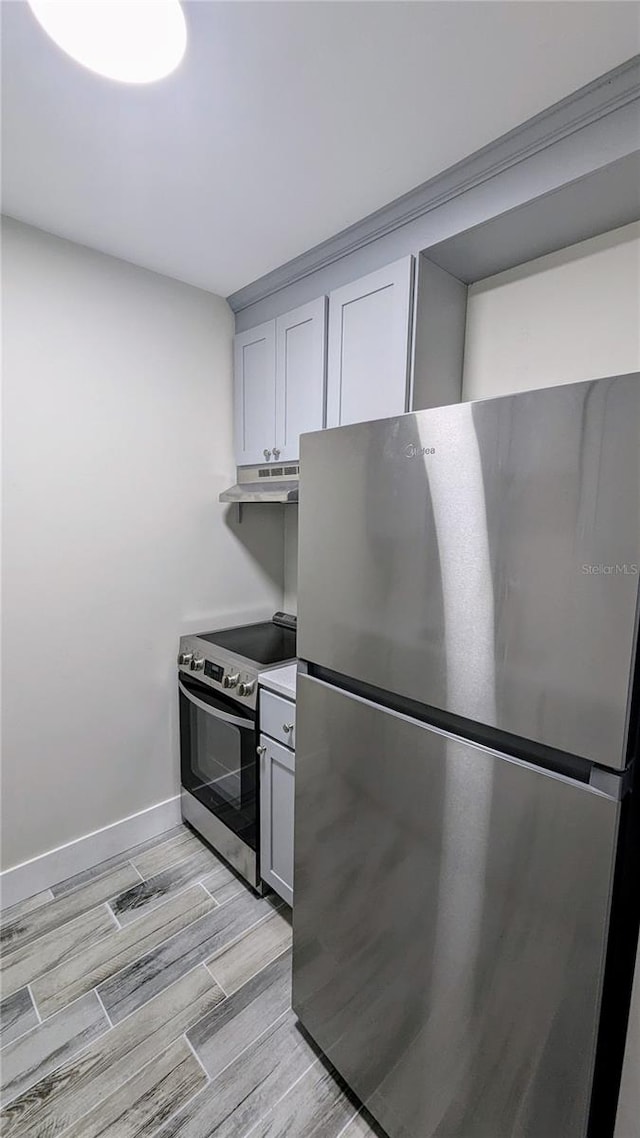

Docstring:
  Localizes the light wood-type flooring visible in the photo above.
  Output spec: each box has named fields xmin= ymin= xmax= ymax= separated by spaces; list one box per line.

xmin=0 ymin=824 xmax=384 ymax=1137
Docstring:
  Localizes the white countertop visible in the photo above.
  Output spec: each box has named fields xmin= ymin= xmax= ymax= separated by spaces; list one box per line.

xmin=258 ymin=663 xmax=297 ymax=700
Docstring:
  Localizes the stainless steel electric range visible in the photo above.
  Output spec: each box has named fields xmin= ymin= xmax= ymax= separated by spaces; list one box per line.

xmin=178 ymin=612 xmax=296 ymax=890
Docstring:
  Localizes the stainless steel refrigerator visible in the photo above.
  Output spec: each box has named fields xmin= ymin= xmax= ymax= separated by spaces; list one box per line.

xmin=292 ymin=373 xmax=640 ymax=1138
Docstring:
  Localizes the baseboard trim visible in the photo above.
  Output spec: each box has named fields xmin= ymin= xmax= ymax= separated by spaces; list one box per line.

xmin=0 ymin=796 xmax=182 ymax=910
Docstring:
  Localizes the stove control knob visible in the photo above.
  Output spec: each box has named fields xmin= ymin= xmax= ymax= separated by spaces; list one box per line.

xmin=238 ymin=680 xmax=256 ymax=697
xmin=178 ymin=651 xmax=193 ymax=667
xmin=223 ymin=673 xmax=240 ymax=689
xmin=191 ymin=656 xmax=205 ymax=672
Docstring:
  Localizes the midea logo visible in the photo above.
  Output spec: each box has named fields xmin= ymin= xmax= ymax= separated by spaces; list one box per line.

xmin=404 ymin=443 xmax=436 ymax=458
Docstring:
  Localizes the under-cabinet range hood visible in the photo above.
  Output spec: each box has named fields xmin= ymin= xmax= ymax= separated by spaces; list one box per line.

xmin=219 ymin=463 xmax=299 ymax=504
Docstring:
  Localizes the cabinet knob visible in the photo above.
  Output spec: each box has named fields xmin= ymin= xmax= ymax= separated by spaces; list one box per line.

xmin=257 ymin=745 xmax=266 ymax=756
xmin=273 ymin=448 xmax=280 ymax=460
xmin=283 ymin=723 xmax=294 ymax=734
xmin=263 ymin=449 xmax=272 ymax=461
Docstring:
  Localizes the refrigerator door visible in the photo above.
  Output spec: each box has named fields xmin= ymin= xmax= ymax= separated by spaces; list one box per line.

xmin=292 ymin=675 xmax=620 ymax=1138
xmin=298 ymin=374 xmax=640 ymax=770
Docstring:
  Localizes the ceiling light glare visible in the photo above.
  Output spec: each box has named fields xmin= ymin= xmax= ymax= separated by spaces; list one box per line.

xmin=27 ymin=0 xmax=187 ymax=84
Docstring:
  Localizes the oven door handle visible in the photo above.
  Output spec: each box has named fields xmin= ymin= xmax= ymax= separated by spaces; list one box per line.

xmin=178 ymin=679 xmax=253 ymax=728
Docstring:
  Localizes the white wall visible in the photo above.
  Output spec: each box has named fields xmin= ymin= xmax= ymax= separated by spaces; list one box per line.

xmin=283 ymin=508 xmax=299 ymax=615
xmin=462 ymin=221 xmax=640 ymax=401
xmin=1 ymin=218 xmax=284 ymax=872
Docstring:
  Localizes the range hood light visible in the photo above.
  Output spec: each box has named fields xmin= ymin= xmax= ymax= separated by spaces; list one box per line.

xmin=27 ymin=0 xmax=187 ymax=85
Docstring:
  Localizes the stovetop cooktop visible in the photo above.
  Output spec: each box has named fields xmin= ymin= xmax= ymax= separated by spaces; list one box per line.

xmin=197 ymin=615 xmax=296 ymax=667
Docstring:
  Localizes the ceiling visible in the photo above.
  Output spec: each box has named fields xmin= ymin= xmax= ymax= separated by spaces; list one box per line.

xmin=2 ymin=2 xmax=639 ymax=298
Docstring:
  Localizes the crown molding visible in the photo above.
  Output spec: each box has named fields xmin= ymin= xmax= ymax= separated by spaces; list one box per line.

xmin=227 ymin=56 xmax=640 ymax=314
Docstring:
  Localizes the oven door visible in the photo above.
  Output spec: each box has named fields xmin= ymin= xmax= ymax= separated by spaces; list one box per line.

xmin=179 ymin=675 xmax=257 ymax=853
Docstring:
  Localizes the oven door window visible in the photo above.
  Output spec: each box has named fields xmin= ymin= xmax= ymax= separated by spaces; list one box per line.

xmin=179 ymin=677 xmax=257 ymax=850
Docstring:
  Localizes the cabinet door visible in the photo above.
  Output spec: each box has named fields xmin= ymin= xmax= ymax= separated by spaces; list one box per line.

xmin=234 ymin=321 xmax=276 ymax=466
xmin=326 ymin=256 xmax=414 ymax=428
xmin=260 ymin=733 xmax=295 ymax=906
xmin=275 ymin=297 xmax=327 ymax=462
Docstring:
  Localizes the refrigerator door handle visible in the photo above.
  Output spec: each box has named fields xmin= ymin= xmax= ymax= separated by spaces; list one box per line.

xmin=589 ymin=764 xmax=633 ymax=800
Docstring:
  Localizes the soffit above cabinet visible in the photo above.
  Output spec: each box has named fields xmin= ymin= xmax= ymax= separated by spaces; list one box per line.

xmin=231 ymin=59 xmax=640 ymax=329
xmin=426 ymin=151 xmax=640 ymax=285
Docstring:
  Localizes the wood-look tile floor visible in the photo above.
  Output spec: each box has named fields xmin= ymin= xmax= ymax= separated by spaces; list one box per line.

xmin=0 ymin=825 xmax=384 ymax=1137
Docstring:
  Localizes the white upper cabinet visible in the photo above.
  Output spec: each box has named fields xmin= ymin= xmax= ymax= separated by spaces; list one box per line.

xmin=234 ymin=301 xmax=326 ymax=467
xmin=275 ymin=297 xmax=326 ymax=463
xmin=233 ymin=256 xmax=417 ymax=464
xmin=326 ymin=256 xmax=414 ymax=428
xmin=233 ymin=321 xmax=276 ymax=465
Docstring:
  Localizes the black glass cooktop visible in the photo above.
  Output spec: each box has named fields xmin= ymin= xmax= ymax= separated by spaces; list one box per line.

xmin=198 ymin=620 xmax=297 ymax=666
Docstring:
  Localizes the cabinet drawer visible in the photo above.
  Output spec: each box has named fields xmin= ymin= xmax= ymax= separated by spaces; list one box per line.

xmin=260 ymin=689 xmax=296 ymax=749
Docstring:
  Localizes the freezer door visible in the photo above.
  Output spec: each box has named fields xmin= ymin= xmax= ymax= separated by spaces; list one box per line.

xmin=298 ymin=374 xmax=640 ymax=769
xmin=292 ymin=675 xmax=620 ymax=1138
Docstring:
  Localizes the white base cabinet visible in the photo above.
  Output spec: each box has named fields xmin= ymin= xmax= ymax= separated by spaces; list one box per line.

xmin=259 ymin=732 xmax=295 ymax=907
